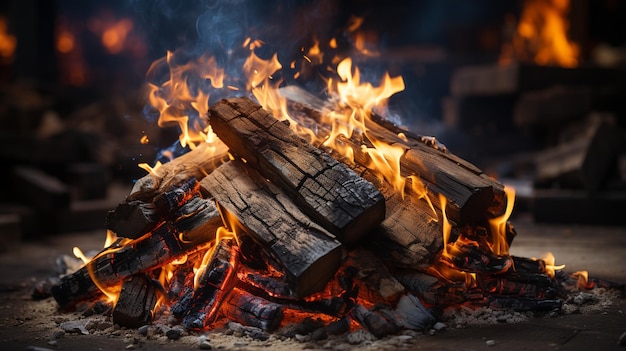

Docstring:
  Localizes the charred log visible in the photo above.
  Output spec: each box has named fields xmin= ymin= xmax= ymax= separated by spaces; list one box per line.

xmin=201 ymin=160 xmax=342 ymax=297
xmin=182 ymin=238 xmax=238 ymax=330
xmin=112 ymin=274 xmax=158 ymax=328
xmin=209 ymin=97 xmax=385 ymax=244
xmin=280 ymin=85 xmax=507 ymax=224
xmin=222 ymin=287 xmax=284 ymax=332
xmin=51 ymin=196 xmax=221 ymax=309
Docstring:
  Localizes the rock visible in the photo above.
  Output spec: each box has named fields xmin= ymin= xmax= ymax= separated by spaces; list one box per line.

xmin=166 ymin=328 xmax=181 ymax=340
xmin=486 ymin=339 xmax=496 ymax=346
xmin=138 ymin=325 xmax=149 ymax=336
xmin=198 ymin=340 xmax=213 ymax=350
xmin=51 ymin=330 xmax=65 ymax=339
xmin=295 ymin=334 xmax=310 ymax=342
xmin=59 ymin=320 xmax=89 ymax=335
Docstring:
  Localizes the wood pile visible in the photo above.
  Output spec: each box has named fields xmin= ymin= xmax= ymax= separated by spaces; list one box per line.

xmin=42 ymin=95 xmax=589 ymax=337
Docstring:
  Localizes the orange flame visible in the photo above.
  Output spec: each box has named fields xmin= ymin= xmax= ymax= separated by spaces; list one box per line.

xmin=538 ymin=252 xmax=566 ymax=279
xmin=0 ymin=16 xmax=16 ymax=62
xmin=500 ymin=0 xmax=579 ymax=67
xmin=487 ymin=186 xmax=516 ymax=256
xmin=146 ymin=51 xmax=224 ymax=149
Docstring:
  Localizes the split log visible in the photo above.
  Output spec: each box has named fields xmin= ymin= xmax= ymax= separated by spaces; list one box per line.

xmin=450 ymin=63 xmax=626 ymax=96
xmin=51 ymin=196 xmax=221 ymax=309
xmin=209 ymin=97 xmax=385 ymax=244
xmin=11 ymin=166 xmax=70 ymax=212
xmin=201 ymin=160 xmax=342 ymax=297
xmin=280 ymin=85 xmax=506 ymax=224
xmin=222 ymin=287 xmax=284 ymax=332
xmin=534 ymin=116 xmax=621 ymax=191
xmin=182 ymin=238 xmax=238 ymax=330
xmin=112 ymin=274 xmax=158 ymax=328
xmin=106 ymin=177 xmax=201 ymax=239
xmin=129 ymin=141 xmax=229 ymax=201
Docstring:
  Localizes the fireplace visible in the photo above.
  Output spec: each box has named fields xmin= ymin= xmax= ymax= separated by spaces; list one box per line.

xmin=1 ymin=0 xmax=625 ymax=350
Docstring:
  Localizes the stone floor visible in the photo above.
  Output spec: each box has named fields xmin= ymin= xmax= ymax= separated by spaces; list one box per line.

xmin=0 ymin=213 xmax=624 ymax=350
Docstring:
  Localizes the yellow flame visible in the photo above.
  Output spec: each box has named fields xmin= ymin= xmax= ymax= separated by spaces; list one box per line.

xmin=439 ymin=194 xmax=451 ymax=256
xmin=572 ymin=270 xmax=590 ymax=289
xmin=146 ymin=51 xmax=224 ymax=149
xmin=487 ymin=186 xmax=516 ymax=256
xmin=539 ymin=252 xmax=566 ymax=278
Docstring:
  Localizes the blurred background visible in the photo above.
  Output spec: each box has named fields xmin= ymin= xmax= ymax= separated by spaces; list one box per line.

xmin=0 ymin=0 xmax=625 ymax=243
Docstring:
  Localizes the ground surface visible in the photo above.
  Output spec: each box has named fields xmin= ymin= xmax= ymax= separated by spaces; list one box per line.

xmin=0 ymin=214 xmax=624 ymax=351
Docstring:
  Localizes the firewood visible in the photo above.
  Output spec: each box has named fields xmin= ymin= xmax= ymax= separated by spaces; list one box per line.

xmin=279 ymin=85 xmax=507 ymax=224
xmin=450 ymin=63 xmax=626 ymax=96
xmin=106 ymin=177 xmax=202 ymax=239
xmin=51 ymin=196 xmax=221 ymax=309
xmin=129 ymin=141 xmax=229 ymax=200
xmin=222 ymin=287 xmax=284 ymax=332
xmin=350 ymin=304 xmax=401 ymax=338
xmin=209 ymin=97 xmax=385 ymax=244
xmin=11 ymin=166 xmax=70 ymax=212
xmin=112 ymin=274 xmax=158 ymax=328
xmin=201 ymin=160 xmax=342 ymax=297
xmin=182 ymin=238 xmax=238 ymax=330
xmin=534 ymin=117 xmax=621 ymax=191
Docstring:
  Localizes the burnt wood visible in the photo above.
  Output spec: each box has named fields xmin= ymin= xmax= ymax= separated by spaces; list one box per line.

xmin=182 ymin=238 xmax=238 ymax=330
xmin=450 ymin=63 xmax=626 ymax=96
xmin=280 ymin=85 xmax=506 ymax=224
xmin=222 ymin=287 xmax=284 ymax=332
xmin=534 ymin=118 xmax=621 ymax=191
xmin=201 ymin=160 xmax=342 ymax=297
xmin=129 ymin=141 xmax=229 ymax=201
xmin=112 ymin=274 xmax=158 ymax=328
xmin=106 ymin=177 xmax=201 ymax=239
xmin=209 ymin=96 xmax=385 ymax=244
xmin=51 ymin=196 xmax=221 ymax=309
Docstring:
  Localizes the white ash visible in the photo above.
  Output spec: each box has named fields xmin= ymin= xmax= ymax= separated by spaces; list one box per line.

xmin=443 ymin=305 xmax=533 ymax=327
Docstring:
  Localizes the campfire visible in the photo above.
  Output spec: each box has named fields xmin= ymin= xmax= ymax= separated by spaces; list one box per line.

xmin=11 ymin=2 xmax=621 ymax=347
xmin=31 ymin=31 xmax=617 ymax=340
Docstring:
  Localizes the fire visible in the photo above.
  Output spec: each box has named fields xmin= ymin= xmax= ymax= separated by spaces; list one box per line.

xmin=500 ymin=0 xmax=579 ymax=67
xmin=146 ymin=51 xmax=225 ymax=149
xmin=487 ymin=186 xmax=516 ymax=256
xmin=0 ymin=16 xmax=16 ymax=62
xmin=539 ymin=252 xmax=565 ymax=278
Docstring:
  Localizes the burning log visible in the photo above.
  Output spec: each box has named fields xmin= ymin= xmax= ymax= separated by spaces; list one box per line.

xmin=129 ymin=141 xmax=228 ymax=200
xmin=51 ymin=196 xmax=221 ymax=309
xmin=182 ymin=238 xmax=238 ymax=330
xmin=279 ymin=85 xmax=507 ymax=224
xmin=106 ymin=177 xmax=201 ymax=239
xmin=209 ymin=97 xmax=385 ymax=244
xmin=201 ymin=160 xmax=342 ymax=297
xmin=222 ymin=287 xmax=284 ymax=332
xmin=112 ymin=273 xmax=158 ymax=328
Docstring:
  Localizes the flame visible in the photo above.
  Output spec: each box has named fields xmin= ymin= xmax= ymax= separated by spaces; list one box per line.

xmin=146 ymin=51 xmax=224 ymax=149
xmin=500 ymin=0 xmax=579 ymax=67
xmin=539 ymin=252 xmax=566 ymax=279
xmin=0 ymin=16 xmax=16 ymax=62
xmin=306 ymin=37 xmax=324 ymax=65
xmin=487 ymin=186 xmax=516 ymax=256
xmin=321 ymin=57 xmax=407 ymax=196
xmin=571 ymin=270 xmax=593 ymax=289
